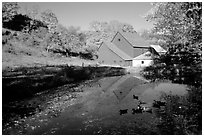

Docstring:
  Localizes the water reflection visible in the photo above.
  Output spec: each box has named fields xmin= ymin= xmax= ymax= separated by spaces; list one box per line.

xmin=112 ymin=75 xmax=187 ymax=103
xmin=3 ymin=74 xmax=189 ymax=135
xmin=140 ymin=82 xmax=187 ymax=103
xmin=113 ymin=76 xmax=146 ymax=102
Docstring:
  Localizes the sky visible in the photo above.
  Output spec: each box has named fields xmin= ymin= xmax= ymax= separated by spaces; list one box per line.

xmin=19 ymin=2 xmax=154 ymax=32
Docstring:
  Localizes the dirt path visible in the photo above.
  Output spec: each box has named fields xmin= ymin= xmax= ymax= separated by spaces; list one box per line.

xmin=3 ymin=74 xmax=187 ymax=135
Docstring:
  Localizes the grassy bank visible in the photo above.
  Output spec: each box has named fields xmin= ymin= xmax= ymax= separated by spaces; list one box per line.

xmin=2 ymin=65 xmax=127 ymax=128
xmin=2 ymin=65 xmax=127 ymax=103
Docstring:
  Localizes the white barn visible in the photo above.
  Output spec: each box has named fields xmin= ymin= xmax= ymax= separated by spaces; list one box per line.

xmin=132 ymin=45 xmax=167 ymax=67
xmin=132 ymin=51 xmax=153 ymax=67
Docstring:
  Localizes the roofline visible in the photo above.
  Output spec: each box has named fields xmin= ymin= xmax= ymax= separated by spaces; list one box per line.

xmin=104 ymin=42 xmax=132 ymax=61
xmin=111 ymin=31 xmax=119 ymax=42
xmin=150 ymin=45 xmax=167 ymax=52
xmin=133 ymin=46 xmax=150 ymax=49
xmin=119 ymin=31 xmax=151 ymax=48
xmin=98 ymin=41 xmax=104 ymax=50
xmin=133 ymin=58 xmax=153 ymax=60
xmin=108 ymin=45 xmax=130 ymax=61
xmin=117 ymin=31 xmax=136 ymax=48
xmin=112 ymin=31 xmax=150 ymax=48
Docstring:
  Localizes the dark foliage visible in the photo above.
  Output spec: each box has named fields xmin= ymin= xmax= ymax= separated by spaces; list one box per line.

xmin=141 ymin=39 xmax=202 ymax=135
xmin=142 ymin=2 xmax=202 ymax=134
xmin=3 ymin=14 xmax=47 ymax=32
xmin=2 ymin=65 xmax=126 ymax=103
xmin=142 ymin=43 xmax=202 ymax=87
xmin=155 ymin=86 xmax=202 ymax=135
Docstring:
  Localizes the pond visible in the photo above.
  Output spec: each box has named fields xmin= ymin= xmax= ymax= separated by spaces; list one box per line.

xmin=3 ymin=74 xmax=189 ymax=135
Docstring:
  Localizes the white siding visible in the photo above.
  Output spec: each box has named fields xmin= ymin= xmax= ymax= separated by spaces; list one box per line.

xmin=132 ymin=59 xmax=153 ymax=67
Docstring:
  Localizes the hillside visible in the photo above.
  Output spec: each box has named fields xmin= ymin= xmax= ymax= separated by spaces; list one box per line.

xmin=2 ymin=2 xmax=142 ymax=71
xmin=2 ymin=27 xmax=98 ymax=70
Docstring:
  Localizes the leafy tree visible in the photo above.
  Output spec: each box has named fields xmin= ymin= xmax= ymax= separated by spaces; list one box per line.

xmin=145 ymin=3 xmax=186 ymax=45
xmin=65 ymin=26 xmax=85 ymax=54
xmin=143 ymin=2 xmax=202 ymax=85
xmin=87 ymin=20 xmax=136 ymax=50
xmin=180 ymin=2 xmax=202 ymax=50
xmin=145 ymin=2 xmax=202 ymax=47
xmin=40 ymin=9 xmax=58 ymax=33
xmin=25 ymin=4 xmax=40 ymax=20
xmin=142 ymin=2 xmax=202 ymax=134
xmin=2 ymin=2 xmax=20 ymax=22
xmin=45 ymin=24 xmax=87 ymax=57
xmin=108 ymin=20 xmax=136 ymax=33
xmin=89 ymin=21 xmax=108 ymax=32
xmin=40 ymin=10 xmax=60 ymax=53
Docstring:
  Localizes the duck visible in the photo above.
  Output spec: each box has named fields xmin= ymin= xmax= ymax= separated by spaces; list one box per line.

xmin=152 ymin=100 xmax=166 ymax=108
xmin=142 ymin=106 xmax=153 ymax=113
xmin=133 ymin=95 xmax=139 ymax=100
xmin=132 ymin=105 xmax=143 ymax=114
xmin=119 ymin=109 xmax=128 ymax=115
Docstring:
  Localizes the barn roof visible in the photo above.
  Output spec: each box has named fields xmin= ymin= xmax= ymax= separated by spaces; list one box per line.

xmin=104 ymin=42 xmax=132 ymax=60
xmin=118 ymin=31 xmax=150 ymax=48
xmin=133 ymin=51 xmax=152 ymax=60
xmin=150 ymin=45 xmax=167 ymax=53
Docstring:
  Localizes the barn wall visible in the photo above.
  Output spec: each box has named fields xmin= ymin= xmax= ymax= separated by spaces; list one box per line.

xmin=125 ymin=60 xmax=132 ymax=66
xmin=112 ymin=33 xmax=134 ymax=57
xmin=98 ymin=43 xmax=129 ymax=66
xmin=132 ymin=59 xmax=153 ymax=67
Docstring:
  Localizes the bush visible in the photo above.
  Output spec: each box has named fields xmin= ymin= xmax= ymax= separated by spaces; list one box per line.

xmin=156 ymin=86 xmax=202 ymax=134
xmin=141 ymin=42 xmax=202 ymax=134
xmin=142 ymin=43 xmax=201 ymax=87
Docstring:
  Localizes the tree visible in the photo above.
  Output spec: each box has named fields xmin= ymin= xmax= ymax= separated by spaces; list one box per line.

xmin=2 ymin=2 xmax=20 ymax=22
xmin=40 ymin=10 xmax=59 ymax=53
xmin=89 ymin=21 xmax=108 ymax=32
xmin=87 ymin=20 xmax=136 ymax=49
xmin=143 ymin=2 xmax=202 ymax=85
xmin=25 ymin=4 xmax=40 ymax=20
xmin=40 ymin=9 xmax=58 ymax=33
xmin=138 ymin=29 xmax=167 ymax=47
xmin=181 ymin=2 xmax=202 ymax=50
xmin=45 ymin=24 xmax=87 ymax=57
xmin=108 ymin=20 xmax=136 ymax=33
xmin=142 ymin=3 xmax=202 ymax=134
xmin=145 ymin=2 xmax=202 ymax=48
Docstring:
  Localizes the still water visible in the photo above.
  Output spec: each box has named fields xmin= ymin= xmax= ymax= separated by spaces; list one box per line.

xmin=4 ymin=75 xmax=188 ymax=135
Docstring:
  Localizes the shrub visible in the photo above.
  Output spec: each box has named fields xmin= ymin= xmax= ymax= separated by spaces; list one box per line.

xmin=142 ymin=43 xmax=201 ymax=87
xmin=141 ymin=42 xmax=202 ymax=134
xmin=156 ymin=86 xmax=202 ymax=134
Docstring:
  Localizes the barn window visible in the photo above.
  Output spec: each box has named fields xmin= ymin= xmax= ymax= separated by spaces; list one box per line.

xmin=120 ymin=60 xmax=122 ymax=63
xmin=114 ymin=60 xmax=116 ymax=63
xmin=118 ymin=38 xmax=120 ymax=41
xmin=141 ymin=61 xmax=144 ymax=64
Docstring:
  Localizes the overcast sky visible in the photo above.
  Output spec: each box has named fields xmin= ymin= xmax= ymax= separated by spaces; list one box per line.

xmin=19 ymin=2 xmax=154 ymax=32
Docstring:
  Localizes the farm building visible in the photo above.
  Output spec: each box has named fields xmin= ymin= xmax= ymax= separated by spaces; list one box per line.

xmin=98 ymin=42 xmax=132 ymax=66
xmin=132 ymin=51 xmax=153 ymax=67
xmin=149 ymin=45 xmax=167 ymax=55
xmin=98 ymin=31 xmax=166 ymax=67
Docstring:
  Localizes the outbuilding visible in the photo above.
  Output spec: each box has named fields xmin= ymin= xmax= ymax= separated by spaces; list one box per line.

xmin=132 ymin=51 xmax=153 ymax=67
